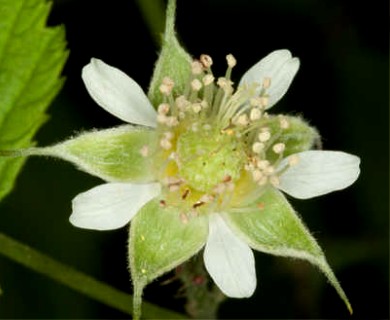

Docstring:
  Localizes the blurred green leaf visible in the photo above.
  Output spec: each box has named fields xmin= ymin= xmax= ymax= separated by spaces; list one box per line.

xmin=0 ymin=0 xmax=68 ymax=201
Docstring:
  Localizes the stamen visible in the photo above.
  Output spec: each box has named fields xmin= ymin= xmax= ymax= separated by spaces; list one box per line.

xmin=272 ymin=143 xmax=285 ymax=154
xmin=158 ymin=103 xmax=170 ymax=114
xmin=200 ymin=54 xmax=213 ymax=68
xmin=159 ymin=77 xmax=175 ymax=95
xmin=258 ymin=131 xmax=271 ymax=142
xmin=217 ymin=77 xmax=233 ymax=92
xmin=262 ymin=77 xmax=271 ymax=89
xmin=191 ymin=79 xmax=202 ymax=91
xmin=165 ymin=116 xmax=179 ymax=127
xmin=192 ymin=103 xmax=202 ymax=114
xmin=250 ymin=108 xmax=262 ymax=121
xmin=257 ymin=160 xmax=270 ymax=170
xmin=235 ymin=114 xmax=249 ymax=126
xmin=252 ymin=142 xmax=264 ymax=154
xmin=191 ymin=60 xmax=203 ymax=75
xmin=202 ymin=74 xmax=214 ymax=86
xmin=182 ymin=189 xmax=190 ymax=199
xmin=140 ymin=145 xmax=149 ymax=157
xmin=160 ymin=139 xmax=172 ymax=150
xmin=176 ymin=96 xmax=190 ymax=111
xmin=279 ymin=116 xmax=290 ymax=129
xmin=226 ymin=54 xmax=237 ymax=68
xmin=260 ymin=96 xmax=269 ymax=108
xmin=159 ymin=200 xmax=167 ymax=207
xmin=288 ymin=154 xmax=300 ymax=166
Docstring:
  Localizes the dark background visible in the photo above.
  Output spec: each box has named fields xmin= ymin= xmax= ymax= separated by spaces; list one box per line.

xmin=0 ymin=0 xmax=388 ymax=318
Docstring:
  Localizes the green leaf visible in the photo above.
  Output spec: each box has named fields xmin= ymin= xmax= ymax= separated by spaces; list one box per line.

xmin=225 ymin=187 xmax=352 ymax=314
xmin=129 ymin=198 xmax=208 ymax=318
xmin=32 ymin=125 xmax=157 ymax=182
xmin=147 ymin=0 xmax=192 ymax=107
xmin=265 ymin=115 xmax=320 ymax=162
xmin=0 ymin=0 xmax=68 ymax=201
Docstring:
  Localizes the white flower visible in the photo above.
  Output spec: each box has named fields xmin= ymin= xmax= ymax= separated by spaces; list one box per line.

xmin=71 ymin=50 xmax=360 ymax=298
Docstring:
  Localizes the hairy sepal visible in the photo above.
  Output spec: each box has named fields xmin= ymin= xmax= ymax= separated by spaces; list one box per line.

xmin=129 ymin=198 xmax=208 ymax=317
xmin=41 ymin=125 xmax=157 ymax=182
xmin=147 ymin=0 xmax=192 ymax=107
xmin=226 ymin=188 xmax=352 ymax=314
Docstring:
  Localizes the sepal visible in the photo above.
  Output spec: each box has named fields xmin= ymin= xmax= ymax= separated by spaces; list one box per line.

xmin=226 ymin=188 xmax=352 ymax=314
xmin=129 ymin=198 xmax=208 ymax=318
xmin=38 ymin=125 xmax=157 ymax=182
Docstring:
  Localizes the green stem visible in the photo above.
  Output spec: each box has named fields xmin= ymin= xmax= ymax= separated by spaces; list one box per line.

xmin=0 ymin=232 xmax=185 ymax=319
xmin=135 ymin=0 xmax=166 ymax=46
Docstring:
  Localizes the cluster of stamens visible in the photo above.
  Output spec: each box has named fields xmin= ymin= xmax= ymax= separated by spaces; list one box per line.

xmin=141 ymin=54 xmax=299 ymax=216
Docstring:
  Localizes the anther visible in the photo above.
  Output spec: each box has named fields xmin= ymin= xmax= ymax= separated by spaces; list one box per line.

xmin=258 ymin=131 xmax=271 ymax=142
xmin=252 ymin=169 xmax=263 ymax=182
xmin=182 ymin=189 xmax=190 ymax=200
xmin=164 ymin=131 xmax=174 ymax=140
xmin=236 ymin=114 xmax=249 ymax=126
xmin=203 ymin=74 xmax=214 ymax=86
xmin=226 ymin=54 xmax=237 ymax=68
xmin=222 ymin=175 xmax=232 ymax=183
xmin=260 ymin=96 xmax=269 ymax=108
xmin=158 ymin=103 xmax=170 ymax=114
xmin=193 ymin=201 xmax=205 ymax=209
xmin=159 ymin=200 xmax=167 ymax=207
xmin=192 ymin=103 xmax=202 ymax=113
xmin=252 ymin=142 xmax=264 ymax=154
xmin=272 ymin=143 xmax=285 ymax=154
xmin=160 ymin=139 xmax=172 ymax=150
xmin=157 ymin=114 xmax=167 ymax=124
xmin=165 ymin=116 xmax=179 ymax=127
xmin=262 ymin=77 xmax=271 ymax=89
xmin=257 ymin=160 xmax=270 ymax=170
xmin=140 ymin=145 xmax=149 ymax=157
xmin=191 ymin=79 xmax=202 ymax=91
xmin=159 ymin=77 xmax=175 ymax=95
xmin=250 ymin=108 xmax=262 ymax=121
xmin=200 ymin=194 xmax=214 ymax=203
xmin=217 ymin=77 xmax=233 ymax=92
xmin=279 ymin=116 xmax=290 ymax=129
xmin=176 ymin=96 xmax=190 ymax=111
xmin=200 ymin=54 xmax=213 ymax=68
xmin=288 ymin=154 xmax=300 ymax=166
xmin=191 ymin=60 xmax=203 ymax=75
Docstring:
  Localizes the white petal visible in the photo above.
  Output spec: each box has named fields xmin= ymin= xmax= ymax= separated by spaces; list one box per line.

xmin=278 ymin=151 xmax=360 ymax=199
xmin=82 ymin=58 xmax=157 ymax=127
xmin=239 ymin=49 xmax=300 ymax=109
xmin=70 ymin=182 xmax=161 ymax=230
xmin=204 ymin=214 xmax=256 ymax=298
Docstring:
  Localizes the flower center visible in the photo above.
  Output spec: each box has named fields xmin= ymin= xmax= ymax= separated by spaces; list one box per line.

xmin=146 ymin=53 xmax=297 ymax=216
xmin=176 ymin=127 xmax=244 ymax=192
